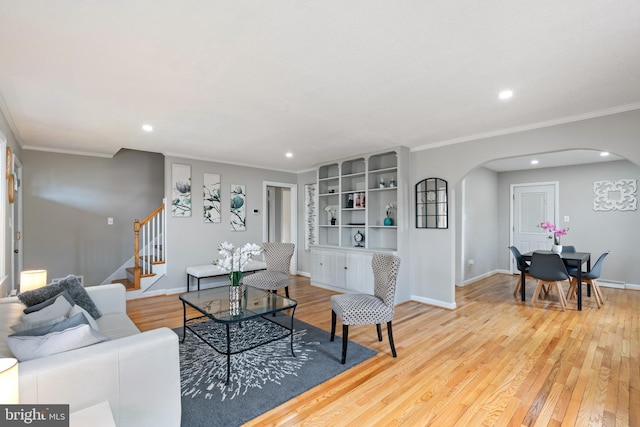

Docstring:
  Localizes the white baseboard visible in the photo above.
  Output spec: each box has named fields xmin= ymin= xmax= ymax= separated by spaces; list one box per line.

xmin=411 ymin=295 xmax=457 ymax=310
xmin=460 ymin=269 xmax=502 ymax=286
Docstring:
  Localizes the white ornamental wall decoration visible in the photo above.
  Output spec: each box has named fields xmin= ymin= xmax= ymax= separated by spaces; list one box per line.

xmin=593 ymin=179 xmax=637 ymax=211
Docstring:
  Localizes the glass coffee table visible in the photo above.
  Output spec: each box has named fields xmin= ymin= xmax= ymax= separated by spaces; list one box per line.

xmin=179 ymin=285 xmax=297 ymax=384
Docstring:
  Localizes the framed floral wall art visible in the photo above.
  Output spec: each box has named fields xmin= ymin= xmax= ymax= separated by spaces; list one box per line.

xmin=230 ymin=184 xmax=246 ymax=231
xmin=171 ymin=163 xmax=191 ymax=217
xmin=203 ymin=173 xmax=221 ymax=223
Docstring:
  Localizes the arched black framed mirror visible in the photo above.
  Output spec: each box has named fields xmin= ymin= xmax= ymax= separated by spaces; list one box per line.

xmin=416 ymin=178 xmax=448 ymax=228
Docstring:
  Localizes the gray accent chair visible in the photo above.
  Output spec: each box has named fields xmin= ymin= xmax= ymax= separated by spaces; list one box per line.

xmin=566 ymin=251 xmax=610 ymax=308
xmin=529 ymin=252 xmax=570 ymax=311
xmin=508 ymin=246 xmax=530 ymax=298
xmin=330 ymin=252 xmax=401 ymax=364
xmin=243 ymin=242 xmax=295 ymax=297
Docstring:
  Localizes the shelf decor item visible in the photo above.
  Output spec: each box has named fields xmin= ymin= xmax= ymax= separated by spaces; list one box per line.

xmin=324 ymin=205 xmax=337 ymax=225
xmin=384 ymin=202 xmax=397 ymax=226
xmin=354 ymin=230 xmax=365 ymax=247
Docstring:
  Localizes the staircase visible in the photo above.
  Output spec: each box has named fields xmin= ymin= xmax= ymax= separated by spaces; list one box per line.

xmin=111 ymin=200 xmax=167 ymax=297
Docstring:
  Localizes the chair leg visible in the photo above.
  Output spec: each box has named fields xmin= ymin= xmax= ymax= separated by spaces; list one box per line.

xmin=589 ymin=279 xmax=603 ymax=308
xmin=341 ymin=325 xmax=349 ymax=364
xmin=554 ymin=281 xmax=566 ymax=311
xmin=531 ymin=280 xmax=544 ymax=305
xmin=285 ymin=286 xmax=290 ymax=298
xmin=592 ymin=279 xmax=604 ymax=305
xmin=566 ymin=277 xmax=577 ymax=300
xmin=387 ymin=321 xmax=397 ymax=358
xmin=513 ymin=280 xmax=521 ymax=299
xmin=330 ymin=310 xmax=336 ymax=342
xmin=376 ymin=324 xmax=383 ymax=341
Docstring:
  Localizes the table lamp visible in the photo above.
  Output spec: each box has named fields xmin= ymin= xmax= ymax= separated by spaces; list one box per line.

xmin=0 ymin=358 xmax=19 ymax=404
xmin=20 ymin=269 xmax=47 ymax=293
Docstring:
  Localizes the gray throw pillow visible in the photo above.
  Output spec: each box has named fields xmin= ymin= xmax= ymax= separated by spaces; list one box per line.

xmin=10 ymin=313 xmax=90 ymax=337
xmin=18 ymin=275 xmax=102 ymax=319
xmin=23 ymin=291 xmax=75 ymax=314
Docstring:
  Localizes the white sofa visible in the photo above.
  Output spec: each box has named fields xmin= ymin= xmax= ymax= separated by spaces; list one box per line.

xmin=0 ymin=283 xmax=181 ymax=427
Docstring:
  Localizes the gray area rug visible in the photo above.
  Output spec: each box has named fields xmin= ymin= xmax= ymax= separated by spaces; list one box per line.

xmin=174 ymin=314 xmax=376 ymax=427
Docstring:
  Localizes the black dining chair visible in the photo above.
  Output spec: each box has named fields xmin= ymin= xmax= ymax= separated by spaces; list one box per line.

xmin=508 ymin=246 xmax=530 ymax=298
xmin=528 ymin=252 xmax=570 ymax=311
xmin=566 ymin=251 xmax=610 ymax=308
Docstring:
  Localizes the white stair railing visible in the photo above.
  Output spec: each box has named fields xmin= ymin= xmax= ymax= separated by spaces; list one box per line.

xmin=133 ymin=200 xmax=166 ymax=288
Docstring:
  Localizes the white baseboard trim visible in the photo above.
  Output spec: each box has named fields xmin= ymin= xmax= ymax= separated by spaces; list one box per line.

xmin=460 ymin=269 xmax=502 ymax=286
xmin=411 ymin=295 xmax=457 ymax=310
xmin=297 ymin=271 xmax=311 ymax=278
xmin=625 ymin=283 xmax=640 ymax=291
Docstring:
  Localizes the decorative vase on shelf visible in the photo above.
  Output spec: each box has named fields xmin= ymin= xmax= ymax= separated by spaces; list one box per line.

xmin=384 ymin=217 xmax=393 ymax=226
xmin=551 ymin=244 xmax=563 ymax=254
xmin=331 ymin=218 xmax=336 ymax=225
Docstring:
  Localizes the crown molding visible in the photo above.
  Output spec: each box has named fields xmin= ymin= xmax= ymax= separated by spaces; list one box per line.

xmin=411 ymin=103 xmax=640 ymax=153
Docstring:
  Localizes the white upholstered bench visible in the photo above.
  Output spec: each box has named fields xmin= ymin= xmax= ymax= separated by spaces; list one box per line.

xmin=186 ymin=260 xmax=267 ymax=291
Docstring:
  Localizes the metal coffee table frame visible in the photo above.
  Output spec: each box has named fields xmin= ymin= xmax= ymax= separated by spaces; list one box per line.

xmin=179 ymin=285 xmax=297 ymax=384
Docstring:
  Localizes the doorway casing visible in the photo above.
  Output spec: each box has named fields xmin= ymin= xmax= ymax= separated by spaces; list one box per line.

xmin=261 ymin=181 xmax=298 ymax=274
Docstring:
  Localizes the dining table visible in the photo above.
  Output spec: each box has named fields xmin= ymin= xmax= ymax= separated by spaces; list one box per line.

xmin=521 ymin=250 xmax=591 ymax=311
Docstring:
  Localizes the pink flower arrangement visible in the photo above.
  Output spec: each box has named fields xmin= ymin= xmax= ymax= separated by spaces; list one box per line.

xmin=539 ymin=221 xmax=569 ymax=245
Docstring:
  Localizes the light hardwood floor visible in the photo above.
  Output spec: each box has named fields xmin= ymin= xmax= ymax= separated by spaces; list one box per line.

xmin=126 ymin=274 xmax=639 ymax=426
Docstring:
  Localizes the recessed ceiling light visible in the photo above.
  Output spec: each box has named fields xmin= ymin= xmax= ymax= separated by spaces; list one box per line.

xmin=499 ymin=90 xmax=513 ymax=100
xmin=285 ymin=152 xmax=293 ymax=158
xmin=142 ymin=124 xmax=153 ymax=132
xmin=600 ymin=152 xmax=610 ymax=157
xmin=530 ymin=160 xmax=539 ymax=165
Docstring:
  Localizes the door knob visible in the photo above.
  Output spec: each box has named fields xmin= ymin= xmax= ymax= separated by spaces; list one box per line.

xmin=14 ymin=249 xmax=19 ymax=253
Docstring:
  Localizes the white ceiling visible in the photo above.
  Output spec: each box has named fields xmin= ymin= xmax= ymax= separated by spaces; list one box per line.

xmin=0 ymin=1 xmax=639 ymax=172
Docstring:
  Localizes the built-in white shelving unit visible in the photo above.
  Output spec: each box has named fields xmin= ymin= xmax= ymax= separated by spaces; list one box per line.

xmin=312 ymin=147 xmax=410 ymax=297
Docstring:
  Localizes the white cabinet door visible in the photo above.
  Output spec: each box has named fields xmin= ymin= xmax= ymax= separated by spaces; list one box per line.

xmin=311 ymin=247 xmax=375 ymax=293
xmin=334 ymin=252 xmax=347 ymax=288
xmin=311 ymin=248 xmax=334 ymax=285
xmin=346 ymin=252 xmax=374 ymax=294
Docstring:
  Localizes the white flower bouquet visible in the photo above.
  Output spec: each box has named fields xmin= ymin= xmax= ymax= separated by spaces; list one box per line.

xmin=213 ymin=241 xmax=262 ymax=286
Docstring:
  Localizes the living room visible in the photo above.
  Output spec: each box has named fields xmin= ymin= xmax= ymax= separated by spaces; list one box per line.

xmin=1 ymin=2 xmax=640 ymax=426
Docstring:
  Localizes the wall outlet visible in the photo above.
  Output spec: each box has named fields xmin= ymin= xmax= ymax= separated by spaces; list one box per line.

xmin=564 ymin=215 xmax=570 ymax=222
xmin=107 ymin=217 xmax=114 ymax=225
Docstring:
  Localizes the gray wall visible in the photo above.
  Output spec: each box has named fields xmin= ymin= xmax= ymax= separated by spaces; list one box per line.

xmin=411 ymin=109 xmax=640 ymax=307
xmin=21 ymin=149 xmax=164 ymax=286
xmin=152 ymin=156 xmax=296 ymax=294
xmin=459 ymin=167 xmax=499 ymax=284
xmin=496 ymin=159 xmax=639 ymax=284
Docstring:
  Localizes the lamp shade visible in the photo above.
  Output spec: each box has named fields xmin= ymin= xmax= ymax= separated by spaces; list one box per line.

xmin=0 ymin=358 xmax=19 ymax=404
xmin=20 ymin=270 xmax=47 ymax=293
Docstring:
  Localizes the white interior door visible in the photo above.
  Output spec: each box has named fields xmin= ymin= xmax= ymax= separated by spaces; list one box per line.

xmin=11 ymin=156 xmax=23 ymax=293
xmin=510 ymin=182 xmax=558 ymax=272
